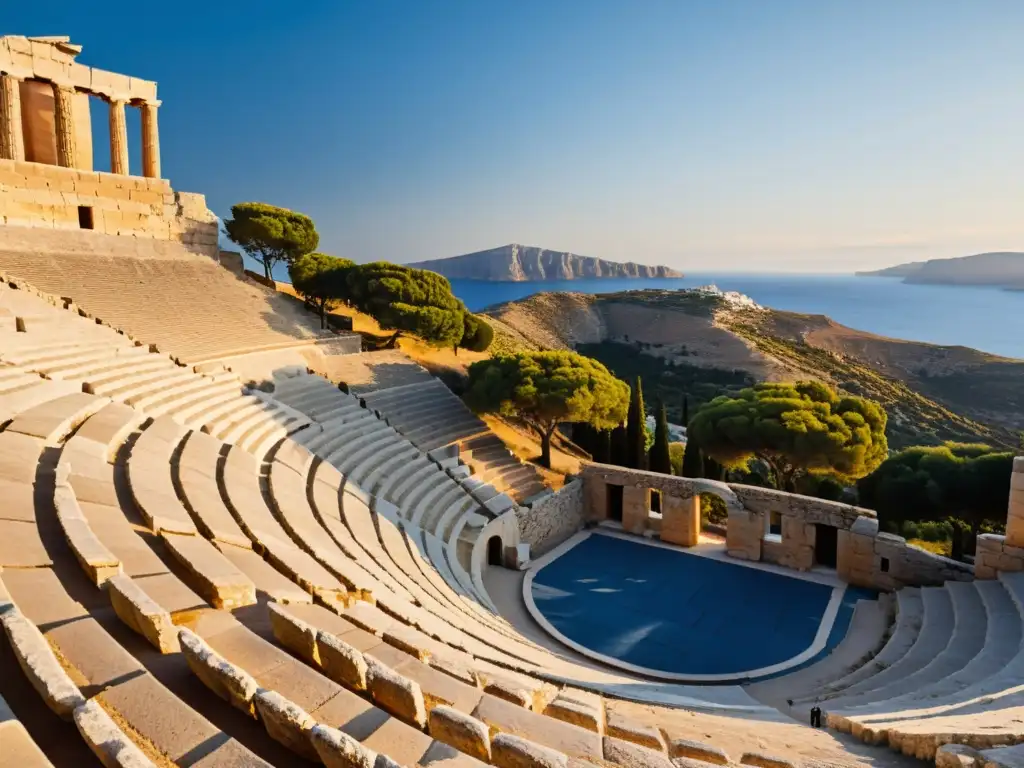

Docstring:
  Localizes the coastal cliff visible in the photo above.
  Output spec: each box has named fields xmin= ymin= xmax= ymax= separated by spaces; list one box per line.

xmin=857 ymin=251 xmax=1024 ymax=290
xmin=408 ymin=244 xmax=682 ymax=282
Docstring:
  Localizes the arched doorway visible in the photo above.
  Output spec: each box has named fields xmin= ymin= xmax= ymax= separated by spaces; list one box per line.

xmin=487 ymin=535 xmax=503 ymax=566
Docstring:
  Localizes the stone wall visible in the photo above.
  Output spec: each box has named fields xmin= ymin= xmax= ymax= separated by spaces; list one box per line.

xmin=975 ymin=534 xmax=1024 ymax=580
xmin=516 ymin=479 xmax=584 ymax=556
xmin=0 ymin=159 xmax=218 ymax=255
xmin=838 ymin=517 xmax=974 ymax=589
xmin=580 ymin=462 xmax=975 ymax=591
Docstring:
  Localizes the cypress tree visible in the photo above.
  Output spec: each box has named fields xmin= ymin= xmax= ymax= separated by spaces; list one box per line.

xmin=703 ymin=454 xmax=725 ymax=481
xmin=625 ymin=377 xmax=647 ymax=469
xmin=594 ymin=429 xmax=611 ymax=464
xmin=649 ymin=400 xmax=672 ymax=475
xmin=610 ymin=423 xmax=628 ymax=467
xmin=681 ymin=433 xmax=703 ymax=478
xmin=682 ymin=394 xmax=690 ymax=427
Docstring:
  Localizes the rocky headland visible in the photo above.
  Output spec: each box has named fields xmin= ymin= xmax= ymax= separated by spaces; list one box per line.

xmin=857 ymin=251 xmax=1024 ymax=290
xmin=408 ymin=243 xmax=682 ymax=282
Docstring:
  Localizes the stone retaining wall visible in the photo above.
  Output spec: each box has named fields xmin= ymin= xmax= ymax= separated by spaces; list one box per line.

xmin=0 ymin=158 xmax=218 ymax=254
xmin=516 ymin=479 xmax=584 ymax=556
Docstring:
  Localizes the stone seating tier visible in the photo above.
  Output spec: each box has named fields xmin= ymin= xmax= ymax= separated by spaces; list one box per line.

xmin=0 ymin=238 xmax=360 ymax=363
xmin=4 ymin=275 xmax=1023 ymax=767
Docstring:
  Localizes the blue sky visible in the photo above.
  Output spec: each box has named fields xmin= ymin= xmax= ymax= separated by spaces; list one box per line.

xmin=11 ymin=1 xmax=1024 ymax=272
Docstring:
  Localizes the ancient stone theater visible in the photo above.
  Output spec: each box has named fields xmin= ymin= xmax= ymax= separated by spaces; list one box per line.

xmin=0 ymin=35 xmax=1021 ymax=768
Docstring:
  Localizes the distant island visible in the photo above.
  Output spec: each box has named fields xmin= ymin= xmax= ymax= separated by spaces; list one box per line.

xmin=857 ymin=251 xmax=1024 ymax=290
xmin=408 ymin=244 xmax=683 ymax=282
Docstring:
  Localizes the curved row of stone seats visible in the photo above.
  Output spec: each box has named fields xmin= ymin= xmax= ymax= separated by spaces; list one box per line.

xmin=791 ymin=586 xmax=924 ymax=703
xmin=822 ymin=585 xmax=959 ymax=708
xmin=1 ymin=589 xmax=159 ymax=768
xmin=820 ymin=575 xmax=1024 ymax=760
xmin=52 ymin=391 xmax=573 ymax=767
xmin=0 ymin=414 xmax=272 ymax=766
xmin=0 ymin=690 xmax=53 ymax=767
xmin=745 ymin=594 xmax=894 ymax=711
xmin=274 ymin=376 xmax=493 ymax=547
xmin=178 ymin=615 xmax=488 ymax=767
xmin=298 ymin=447 xmax=777 ymax=719
xmin=5 ymin=393 xmax=476 ymax=768
xmin=51 ymin=375 xmax=802 ymax=764
xmin=277 ymin=371 xmax=545 ymax=505
xmin=309 ymin=458 xmax=500 ymax=617
xmin=358 ymin=379 xmax=549 ymax=503
xmin=938 ymin=743 xmax=1024 ymax=768
xmin=0 ymin=236 xmax=339 ymax=364
xmin=0 ymin=279 xmax=314 ymax=457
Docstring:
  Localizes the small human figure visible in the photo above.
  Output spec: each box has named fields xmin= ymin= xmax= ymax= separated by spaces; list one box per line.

xmin=810 ymin=704 xmax=822 ymax=728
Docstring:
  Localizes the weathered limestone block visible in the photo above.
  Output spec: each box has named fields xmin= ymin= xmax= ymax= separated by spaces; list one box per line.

xmin=543 ymin=697 xmax=601 ymax=733
xmin=660 ymin=494 xmax=700 ymax=548
xmin=178 ymin=628 xmax=258 ymax=717
xmin=779 ymin=516 xmax=816 ymax=572
xmin=491 ymin=732 xmax=568 ymax=768
xmin=73 ymin=699 xmax=156 ymax=768
xmin=268 ymin=602 xmax=320 ymax=665
xmin=309 ymin=723 xmax=378 ymax=768
xmin=481 ymin=671 xmax=537 ymax=710
xmin=252 ymin=689 xmax=318 ymax=761
xmin=669 ymin=737 xmax=730 ymax=765
xmin=726 ymin=509 xmax=763 ymax=562
xmin=317 ymin=630 xmax=368 ymax=691
xmin=602 ymin=736 xmax=673 ymax=768
xmin=934 ymin=744 xmax=983 ymax=768
xmin=740 ymin=752 xmax=796 ymax=768
xmin=605 ymin=710 xmax=666 ymax=752
xmin=383 ymin=623 xmax=433 ymax=662
xmin=53 ymin=484 xmax=122 ymax=586
xmin=620 ymin=485 xmax=649 ymax=535
xmin=1 ymin=608 xmax=85 ymax=719
xmin=428 ymin=705 xmax=492 ymax=762
xmin=107 ymin=574 xmax=178 ymax=654
xmin=161 ymin=532 xmax=255 ymax=610
xmin=365 ymin=655 xmax=427 ymax=728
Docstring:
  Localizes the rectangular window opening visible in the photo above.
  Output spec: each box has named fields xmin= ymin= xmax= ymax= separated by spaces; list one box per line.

xmin=880 ymin=557 xmax=890 ymax=573
xmin=78 ymin=206 xmax=94 ymax=230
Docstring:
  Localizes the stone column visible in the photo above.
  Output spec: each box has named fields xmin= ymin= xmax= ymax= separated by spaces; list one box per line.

xmin=51 ymin=82 xmax=78 ymax=168
xmin=140 ymin=101 xmax=161 ymax=178
xmin=0 ymin=73 xmax=25 ymax=161
xmin=108 ymin=98 xmax=129 ymax=175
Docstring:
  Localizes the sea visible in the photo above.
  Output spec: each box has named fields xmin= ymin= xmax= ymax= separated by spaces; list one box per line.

xmin=261 ymin=259 xmax=1023 ymax=359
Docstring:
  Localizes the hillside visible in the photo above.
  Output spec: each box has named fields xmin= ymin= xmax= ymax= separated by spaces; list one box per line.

xmin=485 ymin=288 xmax=1024 ymax=449
xmin=408 ymin=243 xmax=682 ymax=281
xmin=857 ymin=251 xmax=1024 ymax=289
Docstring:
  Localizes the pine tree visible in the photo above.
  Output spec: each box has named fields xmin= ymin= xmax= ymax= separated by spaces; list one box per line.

xmin=649 ymin=400 xmax=672 ymax=475
xmin=626 ymin=377 xmax=647 ymax=469
xmin=681 ymin=434 xmax=703 ymax=478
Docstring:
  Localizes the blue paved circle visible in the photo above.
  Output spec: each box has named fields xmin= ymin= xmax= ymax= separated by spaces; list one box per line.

xmin=531 ymin=534 xmax=872 ymax=678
